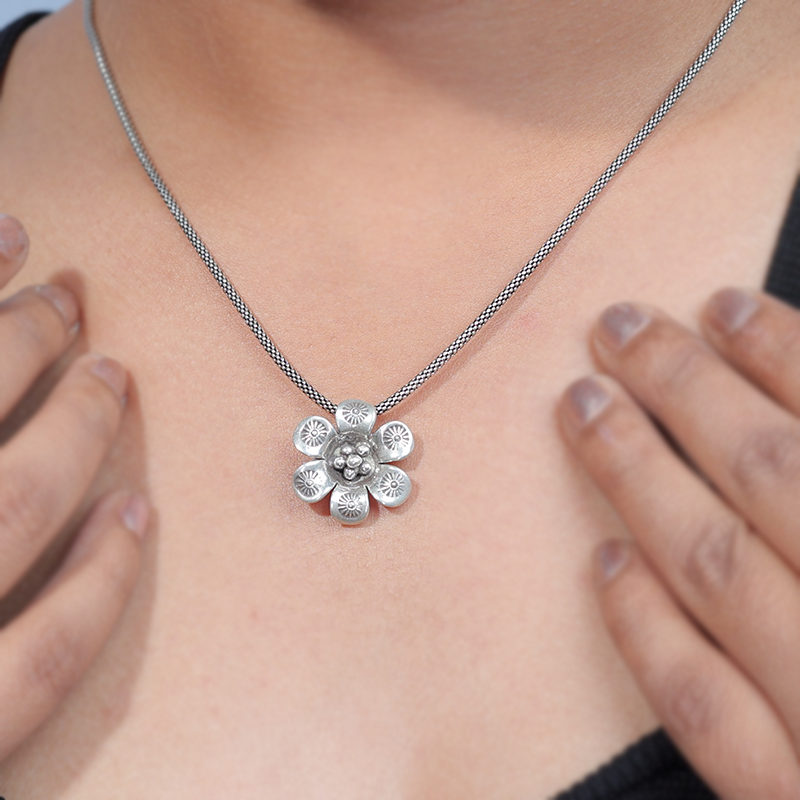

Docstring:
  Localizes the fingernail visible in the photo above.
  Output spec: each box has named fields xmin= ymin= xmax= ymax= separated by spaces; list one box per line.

xmin=90 ymin=355 xmax=128 ymax=403
xmin=706 ymin=288 xmax=759 ymax=335
xmin=564 ymin=376 xmax=612 ymax=428
xmin=34 ymin=284 xmax=80 ymax=331
xmin=120 ymin=494 xmax=149 ymax=539
xmin=597 ymin=303 xmax=651 ymax=350
xmin=0 ymin=214 xmax=28 ymax=262
xmin=594 ymin=540 xmax=630 ymax=586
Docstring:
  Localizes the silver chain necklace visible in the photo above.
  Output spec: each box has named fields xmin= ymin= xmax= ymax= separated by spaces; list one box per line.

xmin=85 ymin=0 xmax=747 ymax=525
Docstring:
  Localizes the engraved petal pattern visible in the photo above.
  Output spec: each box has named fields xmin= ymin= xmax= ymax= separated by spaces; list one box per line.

xmin=336 ymin=399 xmax=377 ymax=434
xmin=292 ymin=400 xmax=414 ymax=525
xmin=330 ymin=483 xmax=370 ymax=525
xmin=367 ymin=464 xmax=411 ymax=508
xmin=292 ymin=460 xmax=335 ymax=503
xmin=293 ymin=416 xmax=335 ymax=457
xmin=373 ymin=421 xmax=414 ymax=463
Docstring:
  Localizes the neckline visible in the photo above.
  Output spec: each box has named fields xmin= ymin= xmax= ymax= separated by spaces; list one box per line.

xmin=0 ymin=12 xmax=797 ymax=798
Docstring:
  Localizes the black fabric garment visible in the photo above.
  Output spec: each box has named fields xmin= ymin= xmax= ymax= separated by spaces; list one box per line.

xmin=0 ymin=12 xmax=47 ymax=89
xmin=1 ymin=12 xmax=799 ymax=800
xmin=765 ymin=178 xmax=800 ymax=307
xmin=552 ymin=730 xmax=717 ymax=800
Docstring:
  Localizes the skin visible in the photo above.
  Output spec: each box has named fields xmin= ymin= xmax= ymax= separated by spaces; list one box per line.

xmin=0 ymin=0 xmax=798 ymax=796
xmin=0 ymin=215 xmax=146 ymax=761
xmin=559 ymin=292 xmax=800 ymax=797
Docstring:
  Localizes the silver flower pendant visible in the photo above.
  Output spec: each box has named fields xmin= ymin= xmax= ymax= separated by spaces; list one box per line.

xmin=292 ymin=399 xmax=414 ymax=525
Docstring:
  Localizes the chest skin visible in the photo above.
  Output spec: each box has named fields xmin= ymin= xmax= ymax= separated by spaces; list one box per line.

xmin=0 ymin=4 xmax=799 ymax=798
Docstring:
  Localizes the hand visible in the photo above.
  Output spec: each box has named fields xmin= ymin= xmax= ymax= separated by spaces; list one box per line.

xmin=558 ymin=288 xmax=800 ymax=798
xmin=0 ymin=215 xmax=147 ymax=761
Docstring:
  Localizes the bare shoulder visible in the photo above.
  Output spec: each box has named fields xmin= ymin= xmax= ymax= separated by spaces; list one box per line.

xmin=0 ymin=2 xmax=121 ymax=297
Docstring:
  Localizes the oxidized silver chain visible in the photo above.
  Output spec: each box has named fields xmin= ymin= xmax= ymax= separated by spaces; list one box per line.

xmin=84 ymin=0 xmax=747 ymax=418
xmin=84 ymin=0 xmax=748 ymax=525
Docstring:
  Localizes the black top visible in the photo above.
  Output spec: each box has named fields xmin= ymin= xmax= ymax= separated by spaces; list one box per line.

xmin=1 ymin=12 xmax=799 ymax=800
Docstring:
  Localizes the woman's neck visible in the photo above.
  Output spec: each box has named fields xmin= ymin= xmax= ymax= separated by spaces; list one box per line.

xmin=97 ymin=0 xmax=739 ymax=136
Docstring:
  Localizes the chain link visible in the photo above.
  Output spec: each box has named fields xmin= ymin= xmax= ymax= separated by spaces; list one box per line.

xmin=84 ymin=0 xmax=747 ymax=417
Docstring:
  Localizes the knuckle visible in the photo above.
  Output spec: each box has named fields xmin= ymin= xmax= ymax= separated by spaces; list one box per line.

xmin=588 ymin=408 xmax=660 ymax=495
xmin=777 ymin=320 xmax=800 ymax=364
xmin=660 ymin=663 xmax=721 ymax=739
xmin=0 ymin=468 xmax=47 ymax=547
xmin=648 ymin=336 xmax=710 ymax=398
xmin=745 ymin=308 xmax=800 ymax=364
xmin=680 ymin=517 xmax=746 ymax=597
xmin=23 ymin=621 xmax=85 ymax=700
xmin=600 ymin=449 xmax=648 ymax=496
xmin=730 ymin=425 xmax=800 ymax=493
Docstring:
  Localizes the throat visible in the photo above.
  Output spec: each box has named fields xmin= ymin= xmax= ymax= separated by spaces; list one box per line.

xmin=97 ymin=0 xmax=737 ymax=134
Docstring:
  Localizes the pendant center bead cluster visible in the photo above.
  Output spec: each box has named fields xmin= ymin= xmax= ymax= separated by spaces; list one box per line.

xmin=328 ymin=437 xmax=376 ymax=483
xmin=292 ymin=400 xmax=414 ymax=525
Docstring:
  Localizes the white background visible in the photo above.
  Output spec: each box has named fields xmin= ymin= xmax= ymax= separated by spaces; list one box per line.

xmin=1 ymin=0 xmax=70 ymax=30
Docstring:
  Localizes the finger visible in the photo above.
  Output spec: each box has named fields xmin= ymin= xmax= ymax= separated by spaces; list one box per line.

xmin=0 ymin=215 xmax=29 ymax=284
xmin=591 ymin=302 xmax=800 ymax=570
xmin=560 ymin=375 xmax=800 ymax=749
xmin=0 ymin=353 xmax=128 ymax=595
xmin=593 ymin=540 xmax=800 ymax=799
xmin=0 ymin=491 xmax=147 ymax=761
xmin=0 ymin=284 xmax=81 ymax=418
xmin=703 ymin=288 xmax=800 ymax=417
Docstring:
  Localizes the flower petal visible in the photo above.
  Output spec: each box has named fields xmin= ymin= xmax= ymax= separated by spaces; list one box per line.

xmin=292 ymin=460 xmax=335 ymax=503
xmin=335 ymin=399 xmax=377 ymax=435
xmin=330 ymin=483 xmax=370 ymax=525
xmin=294 ymin=415 xmax=336 ymax=457
xmin=368 ymin=464 xmax=411 ymax=508
xmin=372 ymin=420 xmax=414 ymax=462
